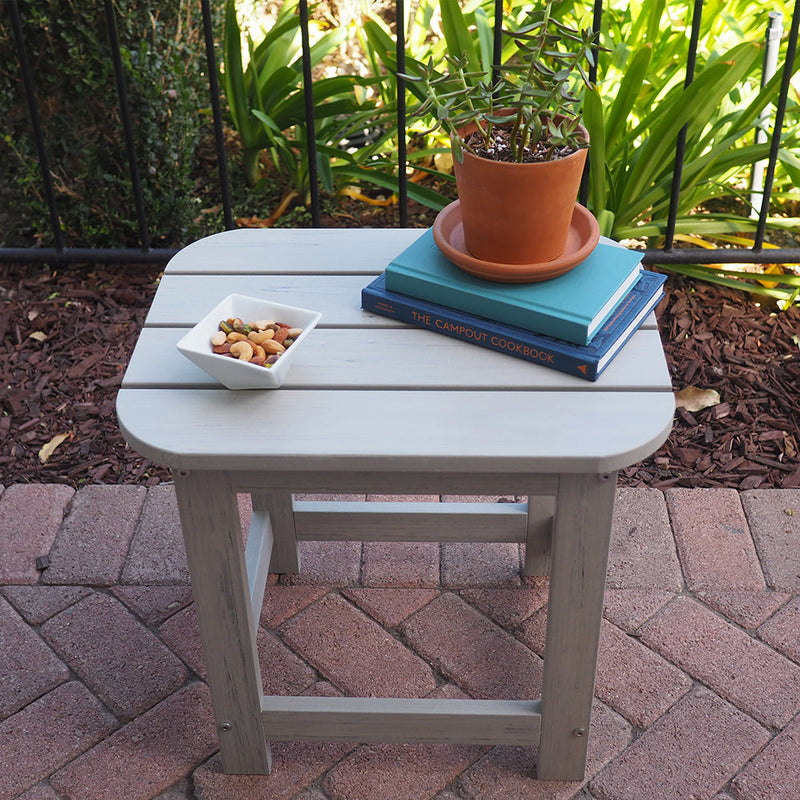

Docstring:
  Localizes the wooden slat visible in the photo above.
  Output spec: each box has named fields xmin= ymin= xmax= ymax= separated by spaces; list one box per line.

xmin=292 ymin=500 xmax=529 ymax=542
xmin=165 ymin=228 xmax=424 ymax=275
xmin=261 ymin=695 xmax=541 ymax=745
xmin=122 ymin=325 xmax=668 ymax=392
xmin=144 ymin=272 xmax=663 ymax=331
xmin=117 ymin=388 xmax=675 ymax=475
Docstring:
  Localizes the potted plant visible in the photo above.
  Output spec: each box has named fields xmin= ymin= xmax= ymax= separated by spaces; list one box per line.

xmin=404 ymin=1 xmax=604 ymax=280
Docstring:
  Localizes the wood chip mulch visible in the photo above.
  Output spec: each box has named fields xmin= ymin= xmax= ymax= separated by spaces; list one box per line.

xmin=1 ymin=260 xmax=798 ymax=490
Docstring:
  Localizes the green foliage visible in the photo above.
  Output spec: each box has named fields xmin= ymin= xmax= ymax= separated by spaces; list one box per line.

xmin=220 ymin=0 xmax=446 ymax=212
xmin=402 ymin=0 xmax=601 ymax=162
xmin=0 ymin=0 xmax=218 ymax=248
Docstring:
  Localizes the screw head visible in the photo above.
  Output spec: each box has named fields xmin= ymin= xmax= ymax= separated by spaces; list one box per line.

xmin=219 ymin=722 xmax=232 ymax=732
xmin=572 ymin=727 xmax=585 ymax=737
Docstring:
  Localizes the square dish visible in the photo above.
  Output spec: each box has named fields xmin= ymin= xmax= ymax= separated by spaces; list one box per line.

xmin=176 ymin=294 xmax=322 ymax=389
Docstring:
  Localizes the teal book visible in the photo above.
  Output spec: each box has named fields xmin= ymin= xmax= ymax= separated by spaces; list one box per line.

xmin=384 ymin=228 xmax=644 ymax=345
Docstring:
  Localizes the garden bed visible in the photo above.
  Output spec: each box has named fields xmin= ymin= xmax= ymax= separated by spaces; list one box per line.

xmin=1 ymin=248 xmax=799 ymax=490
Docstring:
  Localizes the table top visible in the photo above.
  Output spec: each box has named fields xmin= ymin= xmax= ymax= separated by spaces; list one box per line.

xmin=117 ymin=228 xmax=675 ymax=476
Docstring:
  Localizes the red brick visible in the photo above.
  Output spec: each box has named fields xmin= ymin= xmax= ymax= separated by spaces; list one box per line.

xmin=41 ymin=593 xmax=188 ymax=720
xmin=15 ymin=785 xmax=63 ymax=800
xmin=362 ymin=541 xmax=440 ymax=587
xmin=590 ymin=688 xmax=769 ymax=800
xmin=400 ymin=592 xmax=543 ymax=700
xmin=517 ymin=611 xmax=692 ymax=728
xmin=758 ymin=596 xmax=800 ymax=664
xmin=1 ymin=585 xmax=90 ymax=625
xmin=259 ymin=586 xmax=328 ymax=628
xmin=0 ymin=484 xmax=74 ymax=584
xmin=324 ymin=741 xmax=486 ymax=800
xmin=593 ymin=620 xmax=692 ymax=728
xmin=602 ymin=589 xmax=674 ymax=633
xmin=257 ymin=629 xmax=317 ymax=696
xmin=159 ymin=604 xmax=206 ymax=676
xmin=0 ymin=595 xmax=69 ymax=719
xmin=665 ymin=488 xmax=764 ymax=591
xmin=441 ymin=543 xmax=521 ymax=588
xmin=42 ymin=485 xmax=145 ymax=585
xmin=282 ymin=541 xmax=362 ymax=586
xmin=741 ymin=488 xmax=800 ymax=591
xmin=459 ymin=701 xmax=631 ymax=799
xmin=51 ymin=683 xmax=216 ymax=800
xmin=608 ymin=488 xmax=683 ymax=590
xmin=280 ymin=593 xmax=436 ymax=697
xmin=697 ymin=589 xmax=791 ymax=629
xmin=731 ymin=711 xmax=800 ymax=800
xmin=0 ymin=682 xmax=116 ymax=800
xmin=460 ymin=585 xmax=550 ymax=630
xmin=111 ymin=585 xmax=194 ymax=626
xmin=121 ymin=484 xmax=189 ymax=584
xmin=193 ymin=740 xmax=356 ymax=800
xmin=159 ymin=604 xmax=314 ymax=696
xmin=343 ymin=588 xmax=440 ymax=627
xmin=638 ymin=596 xmax=800 ymax=728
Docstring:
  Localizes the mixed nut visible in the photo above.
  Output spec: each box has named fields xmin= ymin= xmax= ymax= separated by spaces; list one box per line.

xmin=210 ymin=317 xmax=303 ymax=368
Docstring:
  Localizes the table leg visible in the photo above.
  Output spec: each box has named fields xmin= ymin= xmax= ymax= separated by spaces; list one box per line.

xmin=524 ymin=495 xmax=554 ymax=576
xmin=252 ymin=491 xmax=300 ymax=574
xmin=536 ymin=472 xmax=617 ymax=780
xmin=173 ymin=469 xmax=271 ymax=774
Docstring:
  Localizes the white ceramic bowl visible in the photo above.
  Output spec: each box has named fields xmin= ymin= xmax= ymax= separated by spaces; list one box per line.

xmin=176 ymin=294 xmax=322 ymax=389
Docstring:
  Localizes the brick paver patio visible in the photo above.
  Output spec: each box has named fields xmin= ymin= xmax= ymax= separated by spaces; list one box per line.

xmin=1 ymin=483 xmax=799 ymax=800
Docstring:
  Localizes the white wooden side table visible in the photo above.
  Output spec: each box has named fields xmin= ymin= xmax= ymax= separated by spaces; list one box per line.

xmin=117 ymin=228 xmax=674 ymax=780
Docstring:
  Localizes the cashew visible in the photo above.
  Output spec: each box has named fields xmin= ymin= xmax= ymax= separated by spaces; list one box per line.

xmin=226 ymin=331 xmax=248 ymax=343
xmin=229 ymin=340 xmax=254 ymax=361
xmin=252 ymin=319 xmax=274 ymax=331
xmin=248 ymin=329 xmax=275 ymax=345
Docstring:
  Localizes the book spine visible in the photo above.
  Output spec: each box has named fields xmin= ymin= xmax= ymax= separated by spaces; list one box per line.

xmin=362 ymin=288 xmax=599 ymax=381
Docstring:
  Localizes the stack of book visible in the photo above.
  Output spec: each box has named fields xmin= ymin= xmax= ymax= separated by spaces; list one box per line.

xmin=361 ymin=228 xmax=666 ymax=381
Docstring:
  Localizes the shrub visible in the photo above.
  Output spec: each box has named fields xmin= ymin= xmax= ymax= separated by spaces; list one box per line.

xmin=0 ymin=0 xmax=222 ymax=249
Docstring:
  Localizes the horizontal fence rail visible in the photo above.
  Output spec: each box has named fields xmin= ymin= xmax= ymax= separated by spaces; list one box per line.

xmin=2 ymin=0 xmax=798 ymax=267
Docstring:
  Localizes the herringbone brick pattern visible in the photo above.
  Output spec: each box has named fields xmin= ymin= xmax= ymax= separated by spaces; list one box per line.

xmin=1 ymin=484 xmax=799 ymax=800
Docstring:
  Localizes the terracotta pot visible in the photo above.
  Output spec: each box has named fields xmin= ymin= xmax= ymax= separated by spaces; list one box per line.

xmin=453 ymin=115 xmax=589 ymax=265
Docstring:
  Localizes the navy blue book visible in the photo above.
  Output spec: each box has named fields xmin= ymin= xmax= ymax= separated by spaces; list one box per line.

xmin=362 ymin=270 xmax=666 ymax=381
xmin=384 ymin=228 xmax=644 ymax=345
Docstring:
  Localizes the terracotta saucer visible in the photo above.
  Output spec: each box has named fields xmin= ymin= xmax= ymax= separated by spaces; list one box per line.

xmin=432 ymin=200 xmax=600 ymax=283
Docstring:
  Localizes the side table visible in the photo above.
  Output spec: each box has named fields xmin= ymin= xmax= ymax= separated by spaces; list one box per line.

xmin=117 ymin=228 xmax=674 ymax=780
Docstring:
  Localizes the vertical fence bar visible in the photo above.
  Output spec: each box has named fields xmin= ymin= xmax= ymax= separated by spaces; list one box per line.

xmin=492 ymin=0 xmax=503 ymax=84
xmin=298 ymin=0 xmax=320 ymax=226
xmin=7 ymin=0 xmax=65 ymax=252
xmin=579 ymin=0 xmax=604 ymax=206
xmin=104 ymin=0 xmax=151 ymax=252
xmin=754 ymin=0 xmax=799 ymax=250
xmin=396 ymin=0 xmax=408 ymax=226
xmin=663 ymin=0 xmax=704 ymax=251
xmin=201 ymin=0 xmax=234 ymax=230
xmin=749 ymin=11 xmax=783 ymax=217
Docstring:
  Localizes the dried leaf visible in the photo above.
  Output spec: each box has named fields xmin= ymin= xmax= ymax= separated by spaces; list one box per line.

xmin=674 ymin=386 xmax=721 ymax=412
xmin=28 ymin=331 xmax=48 ymax=342
xmin=39 ymin=432 xmax=71 ymax=463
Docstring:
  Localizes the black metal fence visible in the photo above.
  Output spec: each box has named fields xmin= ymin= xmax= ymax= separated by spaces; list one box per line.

xmin=3 ymin=0 xmax=799 ymax=267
